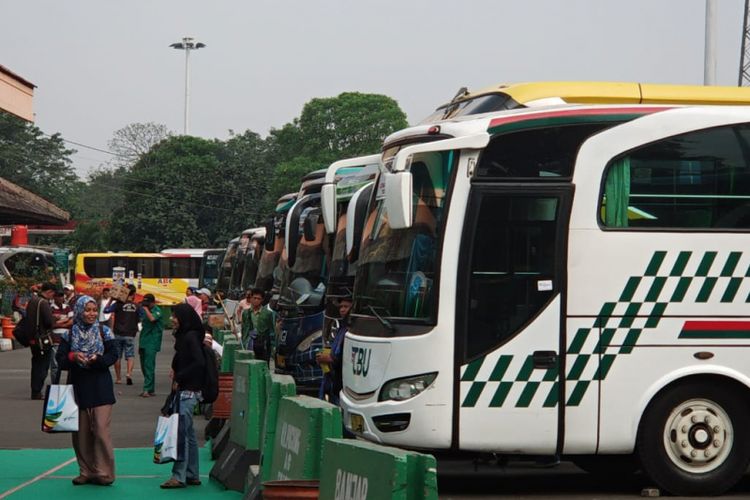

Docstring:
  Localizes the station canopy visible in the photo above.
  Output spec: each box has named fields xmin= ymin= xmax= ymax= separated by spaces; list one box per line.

xmin=0 ymin=176 xmax=69 ymax=225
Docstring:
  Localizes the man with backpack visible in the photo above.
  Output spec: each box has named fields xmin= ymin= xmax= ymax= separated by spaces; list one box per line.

xmin=25 ymin=282 xmax=56 ymax=399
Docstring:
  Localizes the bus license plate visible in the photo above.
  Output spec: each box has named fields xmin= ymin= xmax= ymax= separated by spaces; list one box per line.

xmin=276 ymin=355 xmax=285 ymax=368
xmin=350 ymin=413 xmax=365 ymax=433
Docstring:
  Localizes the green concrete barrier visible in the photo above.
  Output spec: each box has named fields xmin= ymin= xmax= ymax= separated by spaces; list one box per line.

xmin=230 ymin=360 xmax=269 ymax=450
xmin=215 ymin=329 xmax=233 ymax=343
xmin=235 ymin=349 xmax=255 ymax=362
xmin=221 ymin=338 xmax=241 ymax=373
xmin=319 ymin=439 xmax=438 ymax=499
xmin=267 ymin=396 xmax=342 ymax=482
xmin=259 ymin=373 xmax=297 ymax=483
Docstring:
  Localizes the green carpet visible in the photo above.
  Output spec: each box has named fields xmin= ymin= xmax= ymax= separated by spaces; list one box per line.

xmin=0 ymin=446 xmax=241 ymax=499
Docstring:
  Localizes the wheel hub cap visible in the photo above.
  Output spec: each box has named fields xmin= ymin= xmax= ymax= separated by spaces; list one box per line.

xmin=664 ymin=398 xmax=733 ymax=473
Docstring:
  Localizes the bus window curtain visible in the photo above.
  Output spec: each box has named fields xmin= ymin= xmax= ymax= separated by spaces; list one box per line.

xmin=605 ymin=157 xmax=631 ymax=228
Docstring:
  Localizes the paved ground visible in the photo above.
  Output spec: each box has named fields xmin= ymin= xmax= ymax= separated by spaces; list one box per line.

xmin=0 ymin=333 xmax=184 ymax=449
xmin=3 ymin=335 xmax=749 ymax=499
xmin=0 ymin=447 xmax=240 ymax=499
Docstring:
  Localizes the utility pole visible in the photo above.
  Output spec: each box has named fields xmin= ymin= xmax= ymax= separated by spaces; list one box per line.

xmin=169 ymin=37 xmax=206 ymax=135
xmin=740 ymin=0 xmax=750 ymax=86
xmin=704 ymin=0 xmax=718 ymax=85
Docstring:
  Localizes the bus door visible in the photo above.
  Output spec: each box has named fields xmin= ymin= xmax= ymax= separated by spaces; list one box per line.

xmin=456 ymin=184 xmax=572 ymax=454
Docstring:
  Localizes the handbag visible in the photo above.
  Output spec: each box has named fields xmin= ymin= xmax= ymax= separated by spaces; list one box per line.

xmin=153 ymin=391 xmax=184 ymax=464
xmin=42 ymin=371 xmax=79 ymax=433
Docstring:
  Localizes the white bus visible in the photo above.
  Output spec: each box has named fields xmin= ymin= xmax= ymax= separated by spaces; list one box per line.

xmin=341 ymin=103 xmax=750 ymax=496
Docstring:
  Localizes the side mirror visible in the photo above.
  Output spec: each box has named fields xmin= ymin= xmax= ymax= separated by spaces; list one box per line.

xmin=264 ymin=219 xmax=274 ymax=252
xmin=346 ymin=182 xmax=373 ymax=260
xmin=303 ymin=212 xmax=318 ymax=242
xmin=384 ymin=171 xmax=413 ymax=230
xmin=321 ymin=183 xmax=336 ymax=234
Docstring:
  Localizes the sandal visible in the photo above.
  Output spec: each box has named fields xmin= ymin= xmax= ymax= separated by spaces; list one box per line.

xmin=160 ymin=478 xmax=186 ymax=489
xmin=186 ymin=478 xmax=202 ymax=486
xmin=126 ymin=377 xmax=133 ymax=386
xmin=139 ymin=392 xmax=152 ymax=398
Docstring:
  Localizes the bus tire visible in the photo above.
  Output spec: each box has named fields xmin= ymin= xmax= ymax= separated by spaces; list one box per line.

xmin=636 ymin=380 xmax=750 ymax=496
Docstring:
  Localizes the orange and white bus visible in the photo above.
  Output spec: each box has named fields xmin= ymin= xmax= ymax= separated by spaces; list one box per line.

xmin=74 ymin=252 xmax=201 ymax=305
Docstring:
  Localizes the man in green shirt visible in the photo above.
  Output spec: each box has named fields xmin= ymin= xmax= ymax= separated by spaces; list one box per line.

xmin=241 ymin=288 xmax=274 ymax=361
xmin=138 ymin=293 xmax=163 ymax=397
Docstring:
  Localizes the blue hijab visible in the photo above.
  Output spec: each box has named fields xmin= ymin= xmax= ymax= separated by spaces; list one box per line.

xmin=63 ymin=295 xmax=114 ymax=356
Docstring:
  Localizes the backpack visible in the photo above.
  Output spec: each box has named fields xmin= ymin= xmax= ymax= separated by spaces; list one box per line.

xmin=202 ymin=344 xmax=219 ymax=404
xmin=13 ymin=298 xmax=41 ymax=348
xmin=12 ymin=315 xmax=33 ymax=347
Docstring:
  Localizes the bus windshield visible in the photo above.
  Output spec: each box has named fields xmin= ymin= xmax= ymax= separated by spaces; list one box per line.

xmin=419 ymin=93 xmax=521 ymax=124
xmin=353 ymin=150 xmax=456 ymax=329
xmin=279 ymin=213 xmax=326 ymax=312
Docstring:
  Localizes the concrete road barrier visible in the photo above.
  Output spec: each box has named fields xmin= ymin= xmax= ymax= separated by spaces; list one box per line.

xmin=230 ymin=360 xmax=269 ymax=450
xmin=259 ymin=373 xmax=296 ymax=483
xmin=266 ymin=396 xmax=343 ymax=482
xmin=319 ymin=439 xmax=438 ymax=500
xmin=221 ymin=338 xmax=241 ymax=373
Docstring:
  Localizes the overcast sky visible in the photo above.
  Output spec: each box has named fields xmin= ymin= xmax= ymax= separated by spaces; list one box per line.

xmin=2 ymin=0 xmax=746 ymax=176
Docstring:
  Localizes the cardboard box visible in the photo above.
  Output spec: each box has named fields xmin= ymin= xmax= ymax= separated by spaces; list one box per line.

xmin=207 ymin=313 xmax=225 ymax=329
xmin=109 ymin=283 xmax=131 ymax=302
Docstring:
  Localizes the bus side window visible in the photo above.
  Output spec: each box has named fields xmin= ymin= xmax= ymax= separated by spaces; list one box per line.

xmin=601 ymin=124 xmax=750 ymax=229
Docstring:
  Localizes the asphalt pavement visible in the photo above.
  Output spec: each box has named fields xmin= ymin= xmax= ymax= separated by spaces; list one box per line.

xmin=0 ymin=333 xmax=181 ymax=450
xmin=3 ymin=333 xmax=750 ymax=499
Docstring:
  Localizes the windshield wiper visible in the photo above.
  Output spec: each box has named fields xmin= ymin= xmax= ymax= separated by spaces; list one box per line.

xmin=367 ymin=304 xmax=395 ymax=333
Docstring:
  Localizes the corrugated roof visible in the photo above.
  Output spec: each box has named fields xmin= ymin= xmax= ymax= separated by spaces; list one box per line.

xmin=0 ymin=176 xmax=69 ymax=225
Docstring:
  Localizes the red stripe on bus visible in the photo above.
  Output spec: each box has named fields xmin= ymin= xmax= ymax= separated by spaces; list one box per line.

xmin=487 ymin=106 xmax=671 ymax=129
xmin=682 ymin=321 xmax=750 ymax=331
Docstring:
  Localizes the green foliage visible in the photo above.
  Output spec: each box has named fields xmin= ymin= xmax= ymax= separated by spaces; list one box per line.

xmin=265 ymin=92 xmax=408 ymax=202
xmin=0 ymin=90 xmax=409 ymax=253
xmin=0 ymin=111 xmax=81 ymax=213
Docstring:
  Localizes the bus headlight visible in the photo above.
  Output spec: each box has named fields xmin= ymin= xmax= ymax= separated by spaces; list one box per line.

xmin=296 ymin=330 xmax=322 ymax=352
xmin=379 ymin=372 xmax=437 ymax=402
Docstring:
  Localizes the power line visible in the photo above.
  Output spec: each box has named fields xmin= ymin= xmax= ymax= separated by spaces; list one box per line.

xmin=96 ymin=183 xmax=242 ymax=213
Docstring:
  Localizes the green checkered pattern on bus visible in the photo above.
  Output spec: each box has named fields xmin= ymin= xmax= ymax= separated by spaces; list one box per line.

xmin=461 ymin=250 xmax=749 ymax=408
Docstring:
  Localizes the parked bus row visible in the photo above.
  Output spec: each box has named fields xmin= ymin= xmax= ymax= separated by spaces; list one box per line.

xmin=334 ymin=81 xmax=750 ymax=497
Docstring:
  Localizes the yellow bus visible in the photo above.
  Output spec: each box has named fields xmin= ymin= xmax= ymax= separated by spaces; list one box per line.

xmin=74 ymin=252 xmax=201 ymax=305
xmin=420 ymin=81 xmax=750 ymax=123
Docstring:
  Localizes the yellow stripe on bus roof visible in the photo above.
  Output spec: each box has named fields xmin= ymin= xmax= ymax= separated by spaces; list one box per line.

xmin=445 ymin=81 xmax=750 ymax=107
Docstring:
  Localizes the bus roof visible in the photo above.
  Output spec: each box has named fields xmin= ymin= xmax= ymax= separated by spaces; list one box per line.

xmin=161 ymin=248 xmax=221 ymax=257
xmin=385 ymin=102 xmax=676 ymax=153
xmin=426 ymin=81 xmax=750 ymax=122
xmin=240 ymin=227 xmax=266 ymax=238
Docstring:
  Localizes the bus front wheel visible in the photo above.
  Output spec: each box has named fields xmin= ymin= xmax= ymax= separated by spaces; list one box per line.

xmin=637 ymin=381 xmax=750 ymax=496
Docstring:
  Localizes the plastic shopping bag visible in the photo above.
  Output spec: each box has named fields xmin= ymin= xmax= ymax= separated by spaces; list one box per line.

xmin=153 ymin=413 xmax=181 ymax=463
xmin=153 ymin=392 xmax=184 ymax=464
xmin=42 ymin=384 xmax=79 ymax=433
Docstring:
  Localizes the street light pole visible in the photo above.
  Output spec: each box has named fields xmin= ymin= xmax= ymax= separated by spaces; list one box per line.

xmin=169 ymin=36 xmax=206 ymax=135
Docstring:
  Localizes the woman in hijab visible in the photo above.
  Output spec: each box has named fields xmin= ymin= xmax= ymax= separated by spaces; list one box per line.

xmin=160 ymin=303 xmax=206 ymax=489
xmin=56 ymin=295 xmax=119 ymax=486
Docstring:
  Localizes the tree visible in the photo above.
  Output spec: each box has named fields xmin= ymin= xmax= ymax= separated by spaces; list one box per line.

xmin=0 ymin=111 xmax=80 ymax=212
xmin=298 ymin=92 xmax=408 ymax=161
xmin=106 ymin=135 xmax=270 ymax=251
xmin=108 ymin=122 xmax=171 ymax=169
xmin=266 ymin=92 xmax=408 ymax=201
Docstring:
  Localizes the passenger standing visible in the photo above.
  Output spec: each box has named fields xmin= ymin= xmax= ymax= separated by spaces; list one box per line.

xmin=241 ymin=288 xmax=274 ymax=360
xmin=160 ymin=303 xmax=205 ymax=489
xmin=196 ymin=288 xmax=212 ymax=319
xmin=63 ymin=284 xmax=77 ymax=308
xmin=98 ymin=288 xmax=113 ymax=325
xmin=234 ymin=290 xmax=253 ymax=327
xmin=138 ymin=293 xmax=163 ymax=397
xmin=105 ymin=285 xmax=140 ymax=385
xmin=316 ymin=297 xmax=352 ymax=405
xmin=50 ymin=290 xmax=74 ymax=384
xmin=27 ymin=282 xmax=56 ymax=400
xmin=56 ymin=295 xmax=118 ymax=486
